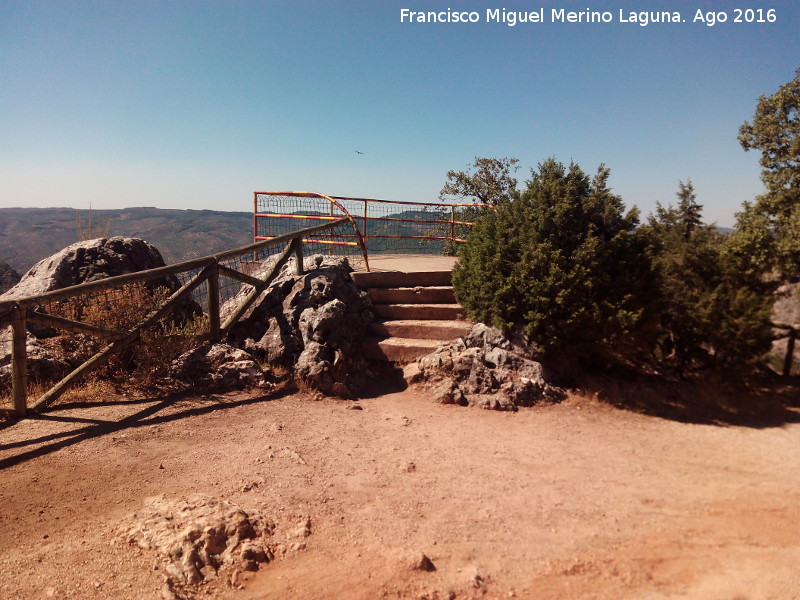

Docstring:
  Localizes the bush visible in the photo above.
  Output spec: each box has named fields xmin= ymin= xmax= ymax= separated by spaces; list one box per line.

xmin=453 ymin=159 xmax=651 ymax=358
xmin=52 ymin=282 xmax=207 ymax=389
xmin=642 ymin=190 xmax=774 ymax=373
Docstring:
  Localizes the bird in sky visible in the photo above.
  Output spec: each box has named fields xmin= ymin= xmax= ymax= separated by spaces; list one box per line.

xmin=354 ymin=150 xmax=364 ymax=154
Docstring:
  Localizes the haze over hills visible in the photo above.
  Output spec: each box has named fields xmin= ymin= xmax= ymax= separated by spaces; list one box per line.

xmin=1 ymin=205 xmax=736 ymax=283
xmin=0 ymin=206 xmax=459 ymax=280
xmin=0 ymin=207 xmax=254 ymax=276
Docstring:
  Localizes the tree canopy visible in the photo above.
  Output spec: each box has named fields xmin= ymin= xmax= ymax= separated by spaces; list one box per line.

xmin=733 ymin=68 xmax=800 ymax=280
xmin=642 ymin=184 xmax=773 ymax=373
xmin=452 ymin=158 xmax=650 ymax=358
xmin=439 ymin=157 xmax=520 ymax=206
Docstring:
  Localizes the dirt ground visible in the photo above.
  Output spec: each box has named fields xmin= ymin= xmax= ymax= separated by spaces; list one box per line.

xmin=1 ymin=378 xmax=799 ymax=600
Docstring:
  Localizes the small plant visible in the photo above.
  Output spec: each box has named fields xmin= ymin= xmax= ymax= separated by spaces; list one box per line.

xmin=76 ymin=205 xmax=112 ymax=241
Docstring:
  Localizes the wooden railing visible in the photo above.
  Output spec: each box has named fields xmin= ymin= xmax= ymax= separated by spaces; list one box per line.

xmin=0 ymin=219 xmax=352 ymax=417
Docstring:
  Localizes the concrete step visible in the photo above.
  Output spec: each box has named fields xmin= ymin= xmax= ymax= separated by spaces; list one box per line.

xmin=353 ymin=270 xmax=452 ymax=289
xmin=369 ymin=319 xmax=471 ymax=340
xmin=372 ymin=303 xmax=465 ymax=321
xmin=368 ymin=286 xmax=456 ymax=305
xmin=362 ymin=337 xmax=444 ymax=363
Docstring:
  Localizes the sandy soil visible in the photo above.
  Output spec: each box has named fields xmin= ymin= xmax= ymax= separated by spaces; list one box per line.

xmin=0 ymin=380 xmax=799 ymax=600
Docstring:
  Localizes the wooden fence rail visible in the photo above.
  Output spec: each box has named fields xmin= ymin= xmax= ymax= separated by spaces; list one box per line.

xmin=0 ymin=219 xmax=349 ymax=417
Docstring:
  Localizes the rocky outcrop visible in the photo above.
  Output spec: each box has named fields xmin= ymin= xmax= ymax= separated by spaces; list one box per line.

xmin=115 ymin=495 xmax=311 ymax=596
xmin=0 ymin=237 xmax=203 ymax=395
xmin=226 ymin=255 xmax=374 ymax=397
xmin=0 ymin=332 xmax=73 ymax=390
xmin=407 ymin=323 xmax=565 ymax=411
xmin=1 ymin=237 xmax=172 ymax=300
xmin=170 ymin=343 xmax=272 ymax=391
xmin=0 ymin=262 xmax=20 ymax=295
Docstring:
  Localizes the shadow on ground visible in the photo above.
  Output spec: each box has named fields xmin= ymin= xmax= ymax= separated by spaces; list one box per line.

xmin=356 ymin=362 xmax=408 ymax=399
xmin=0 ymin=386 xmax=294 ymax=471
xmin=584 ymin=372 xmax=800 ymax=428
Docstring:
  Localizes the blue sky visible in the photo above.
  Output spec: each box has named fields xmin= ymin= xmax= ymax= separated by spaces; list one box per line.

xmin=2 ymin=1 xmax=798 ymax=226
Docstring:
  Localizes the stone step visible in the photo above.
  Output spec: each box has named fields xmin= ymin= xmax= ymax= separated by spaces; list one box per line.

xmin=372 ymin=303 xmax=465 ymax=321
xmin=353 ymin=270 xmax=452 ymax=289
xmin=362 ymin=337 xmax=444 ymax=363
xmin=368 ymin=286 xmax=456 ymax=305
xmin=369 ymin=319 xmax=471 ymax=340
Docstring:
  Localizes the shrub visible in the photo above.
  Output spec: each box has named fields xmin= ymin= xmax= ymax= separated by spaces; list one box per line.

xmin=642 ymin=187 xmax=774 ymax=374
xmin=52 ymin=282 xmax=207 ymax=390
xmin=453 ymin=158 xmax=652 ymax=358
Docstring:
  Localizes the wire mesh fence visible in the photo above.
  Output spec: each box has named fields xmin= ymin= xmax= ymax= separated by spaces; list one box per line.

xmin=255 ymin=192 xmax=489 ymax=255
xmin=0 ymin=218 xmax=355 ymax=416
xmin=254 ymin=193 xmax=369 ymax=262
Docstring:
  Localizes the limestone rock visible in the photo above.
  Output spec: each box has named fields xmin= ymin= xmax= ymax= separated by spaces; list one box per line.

xmin=171 ymin=343 xmax=271 ymax=391
xmin=2 ymin=237 xmax=172 ymax=300
xmin=115 ymin=495 xmax=276 ymax=586
xmin=226 ymin=255 xmax=374 ymax=397
xmin=415 ymin=324 xmax=565 ymax=410
xmin=0 ymin=332 xmax=72 ymax=390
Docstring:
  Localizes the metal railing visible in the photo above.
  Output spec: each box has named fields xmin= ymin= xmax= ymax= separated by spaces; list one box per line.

xmin=254 ymin=191 xmax=489 ymax=256
xmin=0 ymin=219 xmax=358 ymax=417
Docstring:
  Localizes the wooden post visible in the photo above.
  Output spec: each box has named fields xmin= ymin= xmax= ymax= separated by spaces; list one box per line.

xmin=450 ymin=206 xmax=456 ymax=244
xmin=207 ymin=263 xmax=221 ymax=342
xmin=783 ymin=328 xmax=796 ymax=377
xmin=10 ymin=307 xmax=28 ymax=416
xmin=293 ymin=238 xmax=304 ymax=276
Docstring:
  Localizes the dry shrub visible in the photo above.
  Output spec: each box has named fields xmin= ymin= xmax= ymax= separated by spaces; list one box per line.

xmin=50 ymin=282 xmax=208 ymax=392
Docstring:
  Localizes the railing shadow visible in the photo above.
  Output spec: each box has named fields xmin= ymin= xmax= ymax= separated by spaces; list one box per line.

xmin=0 ymin=387 xmax=294 ymax=471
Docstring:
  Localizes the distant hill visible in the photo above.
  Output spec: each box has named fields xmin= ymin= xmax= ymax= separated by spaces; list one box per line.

xmin=0 ymin=207 xmax=254 ymax=275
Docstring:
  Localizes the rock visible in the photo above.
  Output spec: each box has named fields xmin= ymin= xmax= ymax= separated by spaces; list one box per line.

xmin=171 ymin=343 xmax=271 ymax=391
xmin=115 ymin=495 xmax=276 ymax=586
xmin=414 ymin=324 xmax=564 ymax=411
xmin=2 ymin=237 xmax=174 ymax=300
xmin=0 ymin=237 xmax=201 ymax=392
xmin=226 ymin=255 xmax=374 ymax=397
xmin=408 ymin=551 xmax=436 ymax=572
xmin=0 ymin=332 xmax=72 ymax=390
xmin=467 ymin=566 xmax=488 ymax=589
xmin=0 ymin=261 xmax=21 ymax=295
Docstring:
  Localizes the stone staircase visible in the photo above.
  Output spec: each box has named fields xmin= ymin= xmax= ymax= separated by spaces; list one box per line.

xmin=353 ymin=270 xmax=472 ymax=363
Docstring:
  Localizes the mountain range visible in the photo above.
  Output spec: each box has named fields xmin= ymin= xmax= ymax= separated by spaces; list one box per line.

xmin=0 ymin=207 xmax=254 ymax=276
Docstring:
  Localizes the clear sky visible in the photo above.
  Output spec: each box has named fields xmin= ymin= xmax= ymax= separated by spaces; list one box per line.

xmin=2 ymin=0 xmax=798 ymax=226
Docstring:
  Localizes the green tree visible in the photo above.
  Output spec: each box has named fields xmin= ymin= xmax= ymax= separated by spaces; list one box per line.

xmin=439 ymin=156 xmax=520 ymax=206
xmin=453 ymin=158 xmax=650 ymax=357
xmin=733 ymin=68 xmax=800 ymax=279
xmin=643 ymin=185 xmax=773 ymax=373
xmin=435 ymin=157 xmax=519 ymax=255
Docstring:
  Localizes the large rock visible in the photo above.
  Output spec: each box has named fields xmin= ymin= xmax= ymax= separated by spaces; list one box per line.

xmin=0 ymin=262 xmax=20 ymax=295
xmin=0 ymin=331 xmax=72 ymax=390
xmin=226 ymin=255 xmax=374 ymax=397
xmin=409 ymin=323 xmax=565 ymax=411
xmin=0 ymin=237 xmax=201 ymax=394
xmin=116 ymin=495 xmax=279 ymax=587
xmin=170 ymin=343 xmax=272 ymax=391
xmin=1 ymin=236 xmax=172 ymax=300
